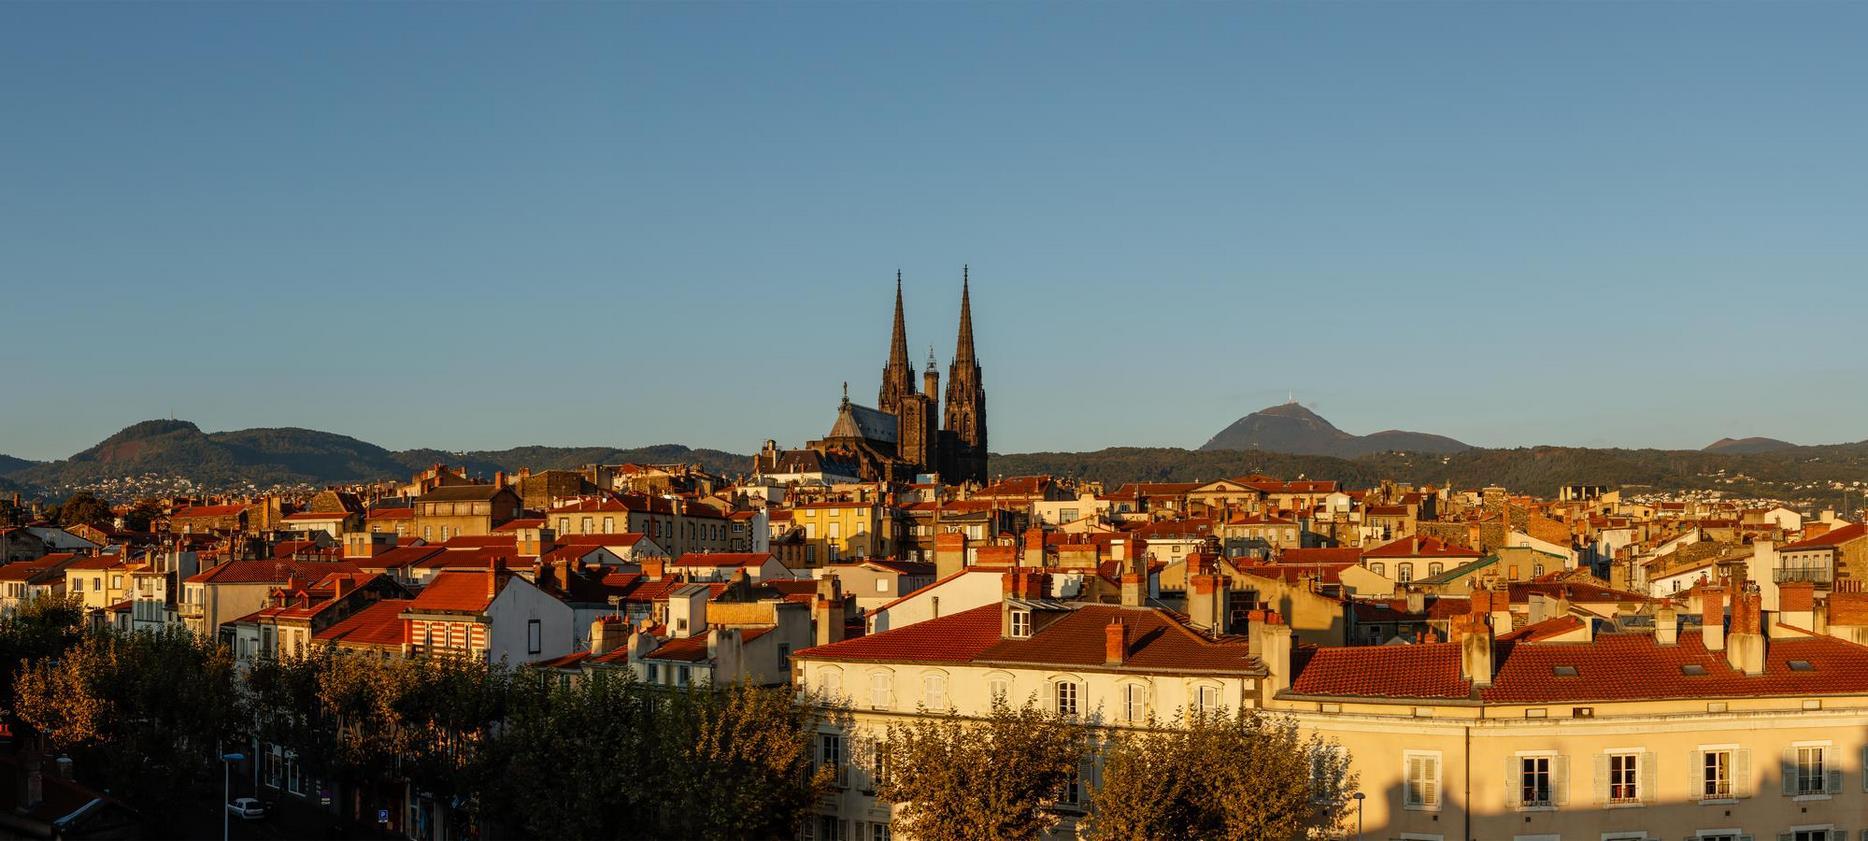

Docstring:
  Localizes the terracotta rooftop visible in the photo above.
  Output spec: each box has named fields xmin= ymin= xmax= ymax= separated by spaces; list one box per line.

xmin=1363 ymin=535 xmax=1482 ymax=559
xmin=798 ymin=602 xmax=1263 ymax=675
xmin=1780 ymin=522 xmax=1867 ymax=551
xmin=316 ymin=598 xmax=412 ymax=647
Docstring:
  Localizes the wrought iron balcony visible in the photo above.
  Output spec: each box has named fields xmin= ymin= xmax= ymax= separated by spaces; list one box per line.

xmin=1773 ymin=567 xmax=1834 ymax=585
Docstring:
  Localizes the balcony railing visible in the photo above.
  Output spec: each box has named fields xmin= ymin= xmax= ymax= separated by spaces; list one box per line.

xmin=1774 ymin=567 xmax=1834 ymax=585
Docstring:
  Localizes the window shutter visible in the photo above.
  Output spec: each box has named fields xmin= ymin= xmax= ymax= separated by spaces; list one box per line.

xmin=1863 ymin=746 xmax=1868 ymax=792
xmin=1640 ymin=752 xmax=1657 ymax=804
xmin=1504 ymin=757 xmax=1521 ymax=808
xmin=1551 ymin=754 xmax=1570 ymax=806
xmin=1775 ymin=834 xmax=1791 ymax=841
xmin=1593 ymin=753 xmax=1611 ymax=804
xmin=1423 ymin=757 xmax=1439 ymax=807
xmin=1688 ymin=750 xmax=1704 ymax=801
xmin=1828 ymin=763 xmax=1844 ymax=795
xmin=1782 ymin=748 xmax=1798 ymax=796
xmin=1734 ymin=748 xmax=1751 ymax=798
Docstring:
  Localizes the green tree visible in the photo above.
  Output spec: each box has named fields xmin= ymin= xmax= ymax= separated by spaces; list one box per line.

xmin=121 ymin=500 xmax=162 ymax=532
xmin=654 ymin=681 xmax=834 ymax=840
xmin=55 ymin=491 xmax=113 ymax=527
xmin=0 ymin=593 xmax=84 ymax=701
xmin=875 ymin=699 xmax=1088 ymax=841
xmin=1085 ymin=710 xmax=1356 ymax=841
xmin=483 ymin=671 xmax=658 ymax=839
xmin=14 ymin=627 xmax=243 ymax=824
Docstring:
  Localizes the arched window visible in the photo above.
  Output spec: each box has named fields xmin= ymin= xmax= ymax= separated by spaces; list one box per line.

xmin=1369 ymin=562 xmax=1386 ymax=577
xmin=922 ymin=672 xmax=949 ymax=710
xmin=817 ymin=668 xmax=843 ymax=701
xmin=868 ymin=671 xmax=893 ymax=710
xmin=1428 ymin=562 xmax=1444 ymax=577
xmin=1396 ymin=563 xmax=1414 ymax=583
xmin=1054 ymin=679 xmax=1081 ymax=718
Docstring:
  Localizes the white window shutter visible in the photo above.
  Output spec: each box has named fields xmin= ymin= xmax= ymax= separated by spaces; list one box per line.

xmin=1829 ymin=763 xmax=1844 ymax=795
xmin=1782 ymin=748 xmax=1799 ymax=796
xmin=1640 ymin=751 xmax=1657 ymax=803
xmin=1552 ymin=754 xmax=1570 ymax=806
xmin=1688 ymin=749 xmax=1704 ymax=801
xmin=1504 ymin=757 xmax=1521 ymax=808
xmin=1734 ymin=748 xmax=1751 ymax=798
xmin=1593 ymin=753 xmax=1611 ymax=804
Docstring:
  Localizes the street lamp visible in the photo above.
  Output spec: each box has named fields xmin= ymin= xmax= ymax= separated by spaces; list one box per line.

xmin=221 ymin=752 xmax=245 ymax=841
xmin=1352 ymin=790 xmax=1365 ymax=840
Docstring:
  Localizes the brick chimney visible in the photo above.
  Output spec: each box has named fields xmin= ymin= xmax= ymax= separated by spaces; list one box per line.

xmin=590 ymin=616 xmax=627 ymax=655
xmin=1187 ymin=563 xmax=1228 ymax=634
xmin=1461 ymin=613 xmax=1495 ymax=688
xmin=488 ymin=556 xmax=506 ymax=599
xmin=1023 ymin=526 xmax=1046 ymax=565
xmin=1104 ymin=619 xmax=1128 ymax=665
xmin=1727 ymin=583 xmax=1765 ymax=676
xmin=1700 ymin=585 xmax=1726 ymax=652
xmin=813 ymin=575 xmax=845 ymax=647
xmin=1262 ymin=612 xmax=1292 ymax=691
xmin=1119 ymin=561 xmax=1145 ymax=608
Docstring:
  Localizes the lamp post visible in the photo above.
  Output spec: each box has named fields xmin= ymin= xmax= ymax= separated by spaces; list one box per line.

xmin=1352 ymin=791 xmax=1365 ymax=840
xmin=221 ymin=752 xmax=245 ymax=841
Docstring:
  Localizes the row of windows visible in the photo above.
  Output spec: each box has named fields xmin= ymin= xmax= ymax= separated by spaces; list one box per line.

xmin=815 ymin=668 xmax=1222 ymax=721
xmin=1403 ymin=744 xmax=1860 ymax=812
xmin=1367 ymin=561 xmax=1448 ymax=582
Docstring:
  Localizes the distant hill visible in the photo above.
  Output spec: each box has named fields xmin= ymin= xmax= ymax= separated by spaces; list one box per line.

xmin=6 ymin=419 xmax=754 ymax=494
xmin=12 ymin=420 xmax=416 ymax=490
xmin=0 ymin=454 xmax=39 ymax=475
xmin=9 ymin=417 xmax=1868 ymax=508
xmin=994 ymin=440 xmax=1868 ymax=506
xmin=1199 ymin=402 xmax=1471 ymax=457
xmin=1703 ymin=436 xmax=1796 ymax=455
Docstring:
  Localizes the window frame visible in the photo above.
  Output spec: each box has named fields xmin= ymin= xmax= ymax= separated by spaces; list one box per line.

xmin=1403 ymin=750 xmax=1441 ymax=811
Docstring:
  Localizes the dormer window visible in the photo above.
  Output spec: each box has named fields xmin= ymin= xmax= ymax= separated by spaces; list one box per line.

xmin=1010 ymin=609 xmax=1033 ymax=638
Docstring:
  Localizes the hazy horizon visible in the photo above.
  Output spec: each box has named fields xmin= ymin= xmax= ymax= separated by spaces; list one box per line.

xmin=5 ymin=3 xmax=1864 ymax=460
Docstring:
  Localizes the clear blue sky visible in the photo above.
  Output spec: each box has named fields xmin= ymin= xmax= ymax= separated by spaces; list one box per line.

xmin=4 ymin=3 xmax=1865 ymax=461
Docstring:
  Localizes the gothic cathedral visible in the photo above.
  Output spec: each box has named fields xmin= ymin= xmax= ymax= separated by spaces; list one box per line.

xmin=801 ymin=269 xmax=988 ymax=485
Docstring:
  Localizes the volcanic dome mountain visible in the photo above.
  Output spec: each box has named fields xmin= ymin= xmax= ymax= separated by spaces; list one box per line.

xmin=1198 ymin=403 xmax=1472 ymax=457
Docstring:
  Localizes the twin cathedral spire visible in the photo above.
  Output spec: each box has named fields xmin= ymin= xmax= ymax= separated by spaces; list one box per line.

xmin=875 ymin=268 xmax=988 ymax=485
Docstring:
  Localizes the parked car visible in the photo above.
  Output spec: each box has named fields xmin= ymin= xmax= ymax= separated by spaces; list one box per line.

xmin=227 ymin=797 xmax=267 ymax=820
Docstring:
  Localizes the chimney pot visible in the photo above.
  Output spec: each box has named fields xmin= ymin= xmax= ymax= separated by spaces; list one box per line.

xmin=1104 ymin=619 xmax=1128 ymax=665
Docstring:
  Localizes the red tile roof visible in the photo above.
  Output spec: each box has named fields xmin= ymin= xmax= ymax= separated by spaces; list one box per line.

xmin=1780 ymin=522 xmax=1867 ymax=551
xmin=672 ymin=552 xmax=773 ymax=568
xmin=185 ymin=560 xmax=361 ymax=585
xmin=1290 ymin=643 xmax=1472 ymax=699
xmin=1278 ymin=547 xmax=1363 ymax=565
xmin=1363 ymin=535 xmax=1482 ymax=559
xmin=799 ymin=602 xmax=1262 ymax=675
xmin=315 ymin=599 xmax=412 ymax=647
xmin=405 ymin=570 xmax=509 ymax=613
xmin=1483 ymin=633 xmax=1868 ymax=703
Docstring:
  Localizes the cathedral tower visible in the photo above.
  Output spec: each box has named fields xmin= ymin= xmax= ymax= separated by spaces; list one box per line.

xmin=878 ymin=271 xmax=915 ymax=416
xmin=941 ymin=266 xmax=988 ymax=484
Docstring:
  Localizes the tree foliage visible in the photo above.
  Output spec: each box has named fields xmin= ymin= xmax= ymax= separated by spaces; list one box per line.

xmin=54 ymin=491 xmax=113 ymax=527
xmin=1085 ymin=710 xmax=1356 ymax=841
xmin=876 ymin=699 xmax=1089 ymax=841
xmin=653 ymin=681 xmax=833 ymax=840
xmin=13 ymin=626 xmax=243 ymax=823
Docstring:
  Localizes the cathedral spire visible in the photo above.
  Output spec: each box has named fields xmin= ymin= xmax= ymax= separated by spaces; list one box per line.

xmin=953 ymin=265 xmax=976 ymax=367
xmin=879 ymin=271 xmax=915 ymax=414
xmin=942 ymin=265 xmax=987 ymax=484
